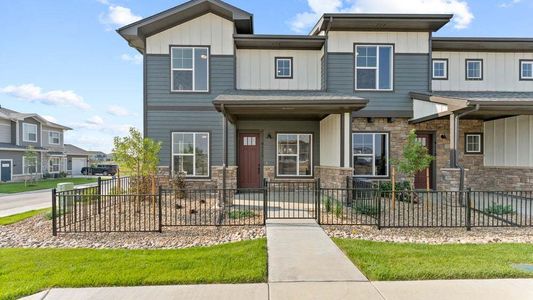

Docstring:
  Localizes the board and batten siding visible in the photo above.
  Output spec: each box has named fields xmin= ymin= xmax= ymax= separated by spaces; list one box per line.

xmin=236 ymin=49 xmax=322 ymax=90
xmin=319 ymin=114 xmax=340 ymax=167
xmin=146 ymin=13 xmax=234 ymax=55
xmin=484 ymin=116 xmax=533 ymax=167
xmin=0 ymin=119 xmax=11 ymax=143
xmin=328 ymin=53 xmax=429 ymax=115
xmin=412 ymin=100 xmax=448 ymax=120
xmin=432 ymin=52 xmax=533 ymax=92
xmin=327 ymin=31 xmax=430 ymax=53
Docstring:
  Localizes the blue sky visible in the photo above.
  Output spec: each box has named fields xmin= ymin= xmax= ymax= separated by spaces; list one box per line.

xmin=1 ymin=0 xmax=532 ymax=152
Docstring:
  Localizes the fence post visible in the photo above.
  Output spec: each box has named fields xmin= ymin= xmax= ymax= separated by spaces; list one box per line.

xmin=97 ymin=176 xmax=102 ymax=214
xmin=316 ymin=178 xmax=321 ymax=223
xmin=52 ymin=188 xmax=57 ymax=236
xmin=346 ymin=176 xmax=352 ymax=206
xmin=262 ymin=178 xmax=267 ymax=225
xmin=466 ymin=187 xmax=472 ymax=231
xmin=158 ymin=185 xmax=163 ymax=233
xmin=376 ymin=188 xmax=382 ymax=230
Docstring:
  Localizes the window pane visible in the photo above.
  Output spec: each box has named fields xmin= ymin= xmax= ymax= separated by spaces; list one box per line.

xmin=353 ymin=133 xmax=373 ymax=154
xmin=356 ymin=46 xmax=377 ymax=67
xmin=172 ymin=48 xmax=192 ymax=69
xmin=276 ymin=59 xmax=291 ymax=77
xmin=522 ymin=63 xmax=532 ymax=78
xmin=173 ymin=133 xmax=194 ymax=154
xmin=278 ymin=156 xmax=297 ymax=175
xmin=378 ymin=47 xmax=392 ymax=89
xmin=298 ymin=135 xmax=311 ymax=176
xmin=278 ymin=134 xmax=298 ymax=154
xmin=174 ymin=155 xmax=194 ymax=175
xmin=356 ymin=69 xmax=376 ymax=89
xmin=195 ymin=133 xmax=209 ymax=176
xmin=467 ymin=61 xmax=481 ymax=78
xmin=353 ymin=156 xmax=373 ymax=176
xmin=374 ymin=134 xmax=387 ymax=176
xmin=173 ymin=70 xmax=193 ymax=91
xmin=194 ymin=48 xmax=208 ymax=91
xmin=433 ymin=61 xmax=446 ymax=77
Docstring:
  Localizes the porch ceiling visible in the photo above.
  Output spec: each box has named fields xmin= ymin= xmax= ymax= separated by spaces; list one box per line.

xmin=213 ymin=91 xmax=368 ymax=122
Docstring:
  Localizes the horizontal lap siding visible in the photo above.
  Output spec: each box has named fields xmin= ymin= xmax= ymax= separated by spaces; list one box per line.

xmin=328 ymin=53 xmax=429 ymax=115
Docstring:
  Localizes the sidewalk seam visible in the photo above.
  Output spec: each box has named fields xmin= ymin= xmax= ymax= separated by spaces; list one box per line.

xmin=39 ymin=288 xmax=52 ymax=300
xmin=369 ymin=281 xmax=387 ymax=300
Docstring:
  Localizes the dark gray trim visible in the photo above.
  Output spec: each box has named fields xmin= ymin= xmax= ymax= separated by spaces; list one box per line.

xmin=432 ymin=37 xmax=533 ymax=52
xmin=352 ymin=110 xmax=413 ymax=118
xmin=519 ymin=59 xmax=533 ymax=81
xmin=143 ymin=37 xmax=147 ymax=137
xmin=274 ymin=57 xmax=294 ymax=79
xmin=353 ymin=43 xmax=395 ymax=92
xmin=464 ymin=132 xmax=484 ymax=154
xmin=465 ymin=59 xmax=483 ymax=81
xmin=234 ymin=34 xmax=325 ymax=50
xmin=169 ymin=45 xmax=212 ymax=94
xmin=431 ymin=58 xmax=449 ymax=80
xmin=428 ymin=32 xmax=433 ymax=91
xmin=348 ymin=116 xmax=353 ymax=168
xmin=147 ymin=105 xmax=216 ymax=111
xmin=340 ymin=113 xmax=345 ymax=167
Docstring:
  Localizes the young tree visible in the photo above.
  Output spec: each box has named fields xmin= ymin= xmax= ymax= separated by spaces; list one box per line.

xmin=23 ymin=146 xmax=38 ymax=186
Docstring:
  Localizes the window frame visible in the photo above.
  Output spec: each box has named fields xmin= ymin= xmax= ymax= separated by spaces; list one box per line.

xmin=465 ymin=59 xmax=483 ymax=81
xmin=48 ymin=157 xmax=61 ymax=174
xmin=464 ymin=133 xmax=483 ymax=154
xmin=519 ymin=59 xmax=533 ymax=81
xmin=48 ymin=131 xmax=61 ymax=145
xmin=432 ymin=58 xmax=448 ymax=80
xmin=276 ymin=133 xmax=313 ymax=177
xmin=170 ymin=46 xmax=210 ymax=93
xmin=171 ymin=131 xmax=210 ymax=178
xmin=23 ymin=156 xmax=38 ymax=175
xmin=352 ymin=132 xmax=390 ymax=178
xmin=22 ymin=123 xmax=38 ymax=142
xmin=354 ymin=44 xmax=394 ymax=91
xmin=274 ymin=57 xmax=293 ymax=79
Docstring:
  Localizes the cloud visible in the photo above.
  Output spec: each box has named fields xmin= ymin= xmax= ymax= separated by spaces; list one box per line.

xmin=86 ymin=115 xmax=104 ymax=125
xmin=100 ymin=5 xmax=142 ymax=28
xmin=120 ymin=53 xmax=143 ymax=64
xmin=107 ymin=105 xmax=131 ymax=116
xmin=71 ymin=116 xmax=131 ymax=136
xmin=499 ymin=0 xmax=521 ymax=8
xmin=42 ymin=115 xmax=58 ymax=123
xmin=0 ymin=84 xmax=91 ymax=110
xmin=290 ymin=0 xmax=473 ymax=32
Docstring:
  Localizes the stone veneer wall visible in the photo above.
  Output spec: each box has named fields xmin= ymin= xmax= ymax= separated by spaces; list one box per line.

xmin=315 ymin=166 xmax=352 ymax=188
xmin=156 ymin=166 xmax=237 ymax=189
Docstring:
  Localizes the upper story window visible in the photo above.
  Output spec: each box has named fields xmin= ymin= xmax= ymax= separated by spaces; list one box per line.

xmin=22 ymin=123 xmax=37 ymax=142
xmin=49 ymin=131 xmax=60 ymax=145
xmin=465 ymin=59 xmax=483 ymax=80
xmin=172 ymin=132 xmax=209 ymax=177
xmin=355 ymin=45 xmax=393 ymax=91
xmin=171 ymin=46 xmax=209 ymax=92
xmin=520 ymin=60 xmax=533 ymax=80
xmin=275 ymin=57 xmax=293 ymax=79
xmin=432 ymin=59 xmax=448 ymax=80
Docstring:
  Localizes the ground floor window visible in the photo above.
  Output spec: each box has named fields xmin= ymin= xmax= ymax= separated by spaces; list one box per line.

xmin=172 ymin=132 xmax=209 ymax=177
xmin=465 ymin=133 xmax=483 ymax=154
xmin=352 ymin=132 xmax=389 ymax=177
xmin=48 ymin=157 xmax=61 ymax=173
xmin=23 ymin=157 xmax=37 ymax=174
xmin=277 ymin=133 xmax=312 ymax=176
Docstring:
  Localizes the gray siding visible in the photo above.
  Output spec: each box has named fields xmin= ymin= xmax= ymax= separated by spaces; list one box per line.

xmin=42 ymin=126 xmax=64 ymax=149
xmin=0 ymin=119 xmax=10 ymax=143
xmin=0 ymin=150 xmax=41 ymax=175
xmin=11 ymin=121 xmax=16 ymax=144
xmin=18 ymin=117 xmax=41 ymax=147
xmin=236 ymin=120 xmax=320 ymax=167
xmin=328 ymin=53 xmax=429 ymax=116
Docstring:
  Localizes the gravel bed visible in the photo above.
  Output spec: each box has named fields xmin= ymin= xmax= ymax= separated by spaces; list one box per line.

xmin=0 ymin=213 xmax=265 ymax=249
xmin=324 ymin=225 xmax=533 ymax=244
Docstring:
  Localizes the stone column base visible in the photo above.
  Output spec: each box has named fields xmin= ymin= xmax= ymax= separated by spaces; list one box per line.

xmin=155 ymin=165 xmax=237 ymax=190
xmin=440 ymin=168 xmax=468 ymax=191
xmin=315 ymin=166 xmax=353 ymax=188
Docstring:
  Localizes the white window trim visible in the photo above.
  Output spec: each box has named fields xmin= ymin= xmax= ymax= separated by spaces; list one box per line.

xmin=520 ymin=60 xmax=533 ymax=80
xmin=465 ymin=133 xmax=482 ymax=154
xmin=355 ymin=45 xmax=394 ymax=91
xmin=352 ymin=132 xmax=389 ymax=178
xmin=170 ymin=46 xmax=209 ymax=93
xmin=48 ymin=157 xmax=61 ymax=174
xmin=275 ymin=58 xmax=292 ymax=78
xmin=22 ymin=123 xmax=38 ymax=142
xmin=171 ymin=132 xmax=210 ymax=177
xmin=466 ymin=59 xmax=483 ymax=80
xmin=23 ymin=156 xmax=38 ymax=175
xmin=48 ymin=131 xmax=61 ymax=145
xmin=276 ymin=133 xmax=313 ymax=177
xmin=432 ymin=59 xmax=448 ymax=79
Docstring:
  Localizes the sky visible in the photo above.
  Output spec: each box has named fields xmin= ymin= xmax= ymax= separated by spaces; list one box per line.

xmin=1 ymin=0 xmax=532 ymax=153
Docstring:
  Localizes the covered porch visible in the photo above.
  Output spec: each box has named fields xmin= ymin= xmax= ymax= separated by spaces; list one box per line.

xmin=213 ymin=91 xmax=368 ymax=189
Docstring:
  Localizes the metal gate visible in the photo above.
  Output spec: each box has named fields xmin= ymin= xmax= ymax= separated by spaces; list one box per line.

xmin=264 ymin=180 xmax=318 ymax=219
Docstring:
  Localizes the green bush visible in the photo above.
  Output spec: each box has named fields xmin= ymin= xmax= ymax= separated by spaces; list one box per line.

xmin=228 ymin=210 xmax=256 ymax=219
xmin=323 ymin=196 xmax=333 ymax=213
xmin=353 ymin=203 xmax=379 ymax=216
xmin=484 ymin=202 xmax=515 ymax=215
xmin=59 ymin=172 xmax=68 ymax=178
xmin=334 ymin=200 xmax=343 ymax=218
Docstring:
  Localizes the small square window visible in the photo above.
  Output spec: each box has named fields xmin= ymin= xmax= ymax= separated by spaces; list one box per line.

xmin=465 ymin=133 xmax=483 ymax=154
xmin=520 ymin=60 xmax=533 ymax=80
xmin=432 ymin=59 xmax=448 ymax=80
xmin=275 ymin=57 xmax=292 ymax=79
xmin=465 ymin=59 xmax=483 ymax=80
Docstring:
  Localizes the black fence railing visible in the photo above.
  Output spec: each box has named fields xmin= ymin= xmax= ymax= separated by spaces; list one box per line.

xmin=52 ymin=180 xmax=533 ymax=235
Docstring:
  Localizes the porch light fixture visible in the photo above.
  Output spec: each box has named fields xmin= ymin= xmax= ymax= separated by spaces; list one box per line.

xmin=441 ymin=134 xmax=447 ymax=139
xmin=387 ymin=117 xmax=395 ymax=123
xmin=267 ymin=133 xmax=273 ymax=139
xmin=367 ymin=117 xmax=374 ymax=123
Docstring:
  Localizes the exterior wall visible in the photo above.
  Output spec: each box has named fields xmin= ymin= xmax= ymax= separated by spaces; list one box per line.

xmin=146 ymin=13 xmax=234 ymax=55
xmin=0 ymin=150 xmax=42 ymax=178
xmin=42 ymin=154 xmax=67 ymax=174
xmin=327 ymin=31 xmax=430 ymax=53
xmin=156 ymin=165 xmax=237 ymax=190
xmin=319 ymin=114 xmax=340 ymax=167
xmin=432 ymin=51 xmax=533 ymax=91
xmin=328 ymin=53 xmax=429 ymax=115
xmin=484 ymin=115 xmax=533 ymax=167
xmin=41 ymin=125 xmax=64 ymax=149
xmin=413 ymin=99 xmax=448 ymax=119
xmin=236 ymin=49 xmax=322 ymax=90
xmin=315 ymin=166 xmax=352 ymax=188
xmin=18 ymin=118 xmax=41 ymax=147
xmin=0 ymin=119 xmax=11 ymax=143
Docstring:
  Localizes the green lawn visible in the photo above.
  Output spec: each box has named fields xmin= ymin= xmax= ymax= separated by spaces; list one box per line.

xmin=0 ymin=178 xmax=97 ymax=194
xmin=0 ymin=208 xmax=50 ymax=225
xmin=334 ymin=238 xmax=533 ymax=281
xmin=0 ymin=239 xmax=267 ymax=300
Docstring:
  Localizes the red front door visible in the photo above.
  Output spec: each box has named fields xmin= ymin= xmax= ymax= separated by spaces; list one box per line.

xmin=238 ymin=133 xmax=261 ymax=188
xmin=414 ymin=133 xmax=434 ymax=190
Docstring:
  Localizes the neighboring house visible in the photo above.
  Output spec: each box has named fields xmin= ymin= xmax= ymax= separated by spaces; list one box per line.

xmin=0 ymin=106 xmax=72 ymax=182
xmin=88 ymin=151 xmax=110 ymax=164
xmin=118 ymin=0 xmax=533 ymax=191
xmin=64 ymin=144 xmax=90 ymax=176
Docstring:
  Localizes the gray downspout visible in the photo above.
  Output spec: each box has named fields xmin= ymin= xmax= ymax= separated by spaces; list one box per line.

xmin=453 ymin=104 xmax=480 ymax=192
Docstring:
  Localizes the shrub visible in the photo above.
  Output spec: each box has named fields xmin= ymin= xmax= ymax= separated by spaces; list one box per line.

xmin=484 ymin=202 xmax=515 ymax=215
xmin=59 ymin=172 xmax=67 ymax=178
xmin=353 ymin=203 xmax=379 ymax=216
xmin=228 ymin=210 xmax=256 ymax=219
xmin=334 ymin=201 xmax=343 ymax=218
xmin=323 ymin=196 xmax=333 ymax=213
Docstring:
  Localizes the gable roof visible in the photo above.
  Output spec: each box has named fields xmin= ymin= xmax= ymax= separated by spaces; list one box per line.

xmin=64 ymin=144 xmax=90 ymax=156
xmin=117 ymin=0 xmax=253 ymax=53
xmin=0 ymin=106 xmax=71 ymax=130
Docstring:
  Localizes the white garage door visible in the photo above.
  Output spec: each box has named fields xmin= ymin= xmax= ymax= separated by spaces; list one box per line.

xmin=71 ymin=158 xmax=87 ymax=175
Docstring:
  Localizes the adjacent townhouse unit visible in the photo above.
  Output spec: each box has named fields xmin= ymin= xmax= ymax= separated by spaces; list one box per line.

xmin=0 ymin=106 xmax=89 ymax=181
xmin=118 ymin=0 xmax=533 ymax=191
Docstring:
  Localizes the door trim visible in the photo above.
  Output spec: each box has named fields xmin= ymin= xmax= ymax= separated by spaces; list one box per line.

xmin=0 ymin=159 xmax=13 ymax=182
xmin=236 ymin=130 xmax=263 ymax=188
xmin=415 ymin=130 xmax=436 ymax=190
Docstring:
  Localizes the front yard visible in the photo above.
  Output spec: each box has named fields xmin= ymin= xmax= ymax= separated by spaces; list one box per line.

xmin=0 ymin=239 xmax=267 ymax=300
xmin=334 ymin=238 xmax=533 ymax=280
xmin=0 ymin=177 xmax=97 ymax=194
